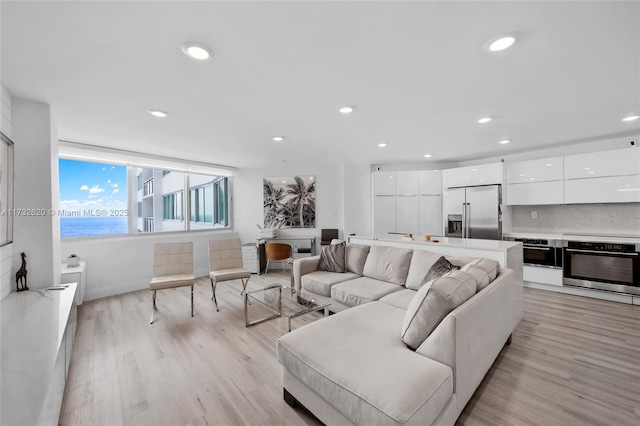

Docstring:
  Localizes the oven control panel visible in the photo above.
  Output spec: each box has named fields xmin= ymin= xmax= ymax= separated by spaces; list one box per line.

xmin=566 ymin=241 xmax=635 ymax=253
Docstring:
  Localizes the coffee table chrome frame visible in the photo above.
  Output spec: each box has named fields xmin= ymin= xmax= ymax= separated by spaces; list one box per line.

xmin=243 ymin=285 xmax=329 ymax=332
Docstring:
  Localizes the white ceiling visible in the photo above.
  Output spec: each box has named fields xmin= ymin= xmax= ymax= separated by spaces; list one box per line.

xmin=2 ymin=1 xmax=639 ymax=169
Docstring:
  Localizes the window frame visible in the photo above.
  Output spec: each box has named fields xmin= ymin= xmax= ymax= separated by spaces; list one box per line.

xmin=1 ymin=132 xmax=14 ymax=247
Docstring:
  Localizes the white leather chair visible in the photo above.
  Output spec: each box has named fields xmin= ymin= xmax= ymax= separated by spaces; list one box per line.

xmin=209 ymin=239 xmax=251 ymax=311
xmin=149 ymin=242 xmax=195 ymax=324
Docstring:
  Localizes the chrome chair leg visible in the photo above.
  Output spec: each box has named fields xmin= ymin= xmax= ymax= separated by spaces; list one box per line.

xmin=150 ymin=290 xmax=157 ymax=324
xmin=191 ymin=285 xmax=194 ymax=317
xmin=210 ymin=278 xmax=219 ymax=311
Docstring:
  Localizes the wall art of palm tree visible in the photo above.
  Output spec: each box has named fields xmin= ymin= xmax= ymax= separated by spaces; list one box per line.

xmin=263 ymin=176 xmax=315 ymax=228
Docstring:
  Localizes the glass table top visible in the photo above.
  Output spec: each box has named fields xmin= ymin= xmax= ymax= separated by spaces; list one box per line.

xmin=244 ymin=284 xmax=330 ymax=319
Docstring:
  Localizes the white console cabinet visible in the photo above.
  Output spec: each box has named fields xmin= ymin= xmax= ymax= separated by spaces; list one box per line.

xmin=1 ymin=283 xmax=77 ymax=426
xmin=61 ymin=260 xmax=86 ymax=305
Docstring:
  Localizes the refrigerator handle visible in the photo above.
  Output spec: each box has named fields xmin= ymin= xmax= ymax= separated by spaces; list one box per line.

xmin=461 ymin=202 xmax=467 ymax=238
xmin=466 ymin=202 xmax=471 ymax=239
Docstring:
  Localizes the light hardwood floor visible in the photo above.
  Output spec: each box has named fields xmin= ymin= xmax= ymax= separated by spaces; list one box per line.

xmin=61 ymin=274 xmax=640 ymax=426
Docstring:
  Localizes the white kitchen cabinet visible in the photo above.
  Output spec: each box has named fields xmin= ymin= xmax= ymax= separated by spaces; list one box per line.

xmin=372 ymin=171 xmax=396 ymax=195
xmin=396 ymin=171 xmax=419 ymax=195
xmin=564 ymin=147 xmax=640 ymax=179
xmin=373 ymin=195 xmax=396 ymax=234
xmin=564 ymin=174 xmax=640 ymax=203
xmin=444 ymin=162 xmax=503 ymax=188
xmin=523 ymin=266 xmax=563 ymax=287
xmin=396 ymin=195 xmax=419 ymax=235
xmin=419 ymin=194 xmax=442 ymax=236
xmin=419 ymin=170 xmax=442 ymax=195
xmin=506 ymin=156 xmax=563 ymax=183
xmin=507 ymin=181 xmax=564 ymax=205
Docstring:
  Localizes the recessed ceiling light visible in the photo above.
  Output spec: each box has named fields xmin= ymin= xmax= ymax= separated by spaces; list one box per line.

xmin=378 ymin=143 xmax=387 ymax=147
xmin=488 ymin=36 xmax=516 ymax=52
xmin=181 ymin=42 xmax=213 ymax=61
xmin=478 ymin=117 xmax=492 ymax=124
xmin=622 ymin=115 xmax=639 ymax=122
xmin=499 ymin=139 xmax=510 ymax=144
xmin=472 ymin=169 xmax=478 ymax=172
xmin=148 ymin=110 xmax=168 ymax=118
xmin=546 ymin=163 xmax=552 ymax=166
xmin=272 ymin=136 xmax=284 ymax=142
xmin=310 ymin=177 xmax=314 ymax=180
xmin=339 ymin=106 xmax=355 ymax=114
xmin=423 ymin=154 xmax=432 ymax=158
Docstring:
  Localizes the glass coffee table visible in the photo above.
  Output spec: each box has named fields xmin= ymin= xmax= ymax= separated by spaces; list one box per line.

xmin=243 ymin=285 xmax=330 ymax=332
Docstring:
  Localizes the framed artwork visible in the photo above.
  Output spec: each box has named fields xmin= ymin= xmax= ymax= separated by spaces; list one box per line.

xmin=263 ymin=176 xmax=315 ymax=228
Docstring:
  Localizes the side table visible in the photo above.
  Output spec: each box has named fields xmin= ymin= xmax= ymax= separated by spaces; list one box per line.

xmin=61 ymin=260 xmax=86 ymax=305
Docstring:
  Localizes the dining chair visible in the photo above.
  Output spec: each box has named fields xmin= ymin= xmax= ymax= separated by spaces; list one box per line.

xmin=209 ymin=239 xmax=251 ymax=311
xmin=149 ymin=242 xmax=195 ymax=324
xmin=265 ymin=242 xmax=293 ymax=274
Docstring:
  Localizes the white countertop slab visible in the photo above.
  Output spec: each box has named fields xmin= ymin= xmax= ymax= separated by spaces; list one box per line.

xmin=350 ymin=234 xmax=521 ymax=252
xmin=503 ymin=232 xmax=564 ymax=241
xmin=1 ymin=283 xmax=77 ymax=426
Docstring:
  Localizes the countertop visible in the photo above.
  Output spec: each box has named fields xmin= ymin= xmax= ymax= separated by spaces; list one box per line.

xmin=349 ymin=234 xmax=521 ymax=252
xmin=505 ymin=232 xmax=640 ymax=245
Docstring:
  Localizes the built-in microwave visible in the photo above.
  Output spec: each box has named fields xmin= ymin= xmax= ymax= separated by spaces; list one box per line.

xmin=505 ymin=237 xmax=562 ymax=269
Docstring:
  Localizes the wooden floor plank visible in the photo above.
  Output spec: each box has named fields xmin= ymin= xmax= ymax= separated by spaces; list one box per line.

xmin=60 ymin=275 xmax=640 ymax=425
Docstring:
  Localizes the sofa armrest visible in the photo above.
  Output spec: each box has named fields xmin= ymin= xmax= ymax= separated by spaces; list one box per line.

xmin=293 ymin=256 xmax=320 ymax=291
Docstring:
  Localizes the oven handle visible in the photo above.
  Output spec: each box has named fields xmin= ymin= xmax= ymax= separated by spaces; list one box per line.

xmin=565 ymin=248 xmax=639 ymax=256
xmin=524 ymin=246 xmax=552 ymax=251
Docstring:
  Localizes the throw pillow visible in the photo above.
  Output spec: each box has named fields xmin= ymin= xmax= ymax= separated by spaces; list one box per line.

xmin=317 ymin=241 xmax=346 ymax=273
xmin=362 ymin=245 xmax=413 ymax=285
xmin=421 ymin=256 xmax=460 ymax=285
xmin=401 ymin=270 xmax=477 ymax=350
xmin=461 ymin=258 xmax=500 ymax=291
xmin=345 ymin=243 xmax=370 ymax=276
xmin=404 ymin=251 xmax=443 ymax=290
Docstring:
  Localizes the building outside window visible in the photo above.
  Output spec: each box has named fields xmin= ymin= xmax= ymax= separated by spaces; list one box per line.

xmin=163 ymin=191 xmax=183 ymax=221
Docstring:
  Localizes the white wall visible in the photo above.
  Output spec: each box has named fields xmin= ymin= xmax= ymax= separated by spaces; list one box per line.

xmin=343 ymin=163 xmax=372 ymax=236
xmin=0 ymin=85 xmax=13 ymax=300
xmin=12 ymin=98 xmax=60 ymax=290
xmin=61 ymin=230 xmax=239 ymax=301
xmin=233 ymin=163 xmax=345 ymax=251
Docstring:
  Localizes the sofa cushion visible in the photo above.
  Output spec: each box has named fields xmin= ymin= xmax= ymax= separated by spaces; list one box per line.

xmin=401 ymin=270 xmax=477 ymax=350
xmin=301 ymin=271 xmax=359 ymax=297
xmin=277 ymin=302 xmax=454 ymax=426
xmin=423 ymin=256 xmax=460 ymax=284
xmin=346 ymin=243 xmax=370 ymax=276
xmin=317 ymin=241 xmax=346 ymax=273
xmin=331 ymin=277 xmax=403 ymax=308
xmin=405 ymin=251 xmax=443 ymax=290
xmin=461 ymin=257 xmax=500 ymax=291
xmin=379 ymin=288 xmax=417 ymax=310
xmin=362 ymin=245 xmax=413 ymax=285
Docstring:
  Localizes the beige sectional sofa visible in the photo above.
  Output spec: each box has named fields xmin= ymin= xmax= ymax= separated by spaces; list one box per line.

xmin=277 ymin=242 xmax=523 ymax=425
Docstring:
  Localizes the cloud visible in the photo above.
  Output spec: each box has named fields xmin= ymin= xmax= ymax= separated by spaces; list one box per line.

xmin=107 ymin=179 xmax=112 ymax=184
xmin=80 ymin=185 xmax=89 ymax=191
xmin=88 ymin=195 xmax=97 ymax=199
xmin=111 ymin=166 xmax=115 ymax=169
xmin=112 ymin=188 xmax=120 ymax=194
xmin=89 ymin=185 xmax=105 ymax=194
xmin=102 ymin=167 xmax=106 ymax=171
xmin=112 ymin=183 xmax=119 ymax=188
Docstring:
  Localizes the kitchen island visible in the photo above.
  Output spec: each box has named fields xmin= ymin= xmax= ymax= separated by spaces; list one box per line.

xmin=348 ymin=234 xmax=523 ymax=283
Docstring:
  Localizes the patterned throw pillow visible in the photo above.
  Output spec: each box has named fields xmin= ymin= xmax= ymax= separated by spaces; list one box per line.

xmin=317 ymin=241 xmax=346 ymax=273
xmin=421 ymin=256 xmax=460 ymax=285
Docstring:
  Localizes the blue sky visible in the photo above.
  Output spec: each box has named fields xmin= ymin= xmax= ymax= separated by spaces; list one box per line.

xmin=59 ymin=159 xmax=127 ymax=214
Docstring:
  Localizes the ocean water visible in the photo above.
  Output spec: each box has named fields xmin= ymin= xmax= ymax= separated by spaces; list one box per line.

xmin=60 ymin=217 xmax=128 ymax=238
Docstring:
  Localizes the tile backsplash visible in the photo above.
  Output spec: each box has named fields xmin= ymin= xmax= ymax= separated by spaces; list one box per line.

xmin=510 ymin=203 xmax=640 ymax=236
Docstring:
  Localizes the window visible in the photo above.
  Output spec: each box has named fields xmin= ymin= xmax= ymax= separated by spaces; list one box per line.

xmin=58 ymin=159 xmax=128 ymax=238
xmin=58 ymin=142 xmax=232 ymax=237
xmin=163 ymin=191 xmax=183 ymax=221
xmin=1 ymin=133 xmax=14 ymax=246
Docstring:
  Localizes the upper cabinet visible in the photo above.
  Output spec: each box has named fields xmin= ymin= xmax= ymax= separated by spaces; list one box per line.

xmin=372 ymin=171 xmax=396 ymax=195
xmin=564 ymin=147 xmax=640 ymax=179
xmin=506 ymin=157 xmax=564 ymax=205
xmin=419 ymin=170 xmax=442 ymax=195
xmin=564 ymin=147 xmax=640 ymax=204
xmin=506 ymin=157 xmax=563 ymax=183
xmin=396 ymin=171 xmax=419 ymax=195
xmin=444 ymin=162 xmax=503 ymax=188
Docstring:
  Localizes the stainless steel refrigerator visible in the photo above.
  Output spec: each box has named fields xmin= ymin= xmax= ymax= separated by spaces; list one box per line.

xmin=443 ymin=185 xmax=502 ymax=240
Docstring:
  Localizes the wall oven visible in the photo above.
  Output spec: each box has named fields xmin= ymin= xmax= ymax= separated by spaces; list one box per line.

xmin=563 ymin=239 xmax=640 ymax=296
xmin=506 ymin=237 xmax=562 ymax=268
